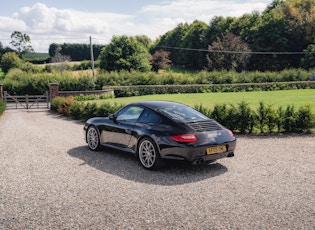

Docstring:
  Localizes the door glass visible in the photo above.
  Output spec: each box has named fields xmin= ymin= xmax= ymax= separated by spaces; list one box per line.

xmin=116 ymin=106 xmax=144 ymax=123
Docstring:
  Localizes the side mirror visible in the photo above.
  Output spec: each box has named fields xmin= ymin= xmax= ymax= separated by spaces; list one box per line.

xmin=109 ymin=114 xmax=116 ymax=121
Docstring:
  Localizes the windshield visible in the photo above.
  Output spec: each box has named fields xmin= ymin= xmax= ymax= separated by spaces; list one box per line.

xmin=158 ymin=105 xmax=209 ymax=123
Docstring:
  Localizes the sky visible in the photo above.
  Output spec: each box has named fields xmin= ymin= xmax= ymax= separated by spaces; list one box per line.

xmin=0 ymin=0 xmax=272 ymax=52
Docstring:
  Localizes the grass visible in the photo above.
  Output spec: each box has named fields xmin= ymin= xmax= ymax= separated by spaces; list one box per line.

xmin=96 ymin=89 xmax=315 ymax=111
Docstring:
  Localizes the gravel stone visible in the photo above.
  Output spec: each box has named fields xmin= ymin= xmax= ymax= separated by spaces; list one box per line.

xmin=0 ymin=109 xmax=314 ymax=229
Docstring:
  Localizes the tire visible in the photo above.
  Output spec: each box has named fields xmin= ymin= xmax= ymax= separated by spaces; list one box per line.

xmin=138 ymin=137 xmax=163 ymax=170
xmin=86 ymin=126 xmax=101 ymax=151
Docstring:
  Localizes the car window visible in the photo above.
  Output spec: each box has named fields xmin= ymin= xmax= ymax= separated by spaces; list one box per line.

xmin=116 ymin=106 xmax=144 ymax=123
xmin=158 ymin=105 xmax=209 ymax=122
xmin=138 ymin=109 xmax=162 ymax=124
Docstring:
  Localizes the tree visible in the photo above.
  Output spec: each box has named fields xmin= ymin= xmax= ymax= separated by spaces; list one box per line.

xmin=134 ymin=35 xmax=152 ymax=49
xmin=177 ymin=20 xmax=208 ymax=69
xmin=49 ymin=43 xmax=62 ymax=57
xmin=207 ymin=33 xmax=252 ymax=71
xmin=149 ymin=50 xmax=172 ymax=73
xmin=0 ymin=52 xmax=22 ymax=73
xmin=48 ymin=43 xmax=103 ymax=62
xmin=98 ymin=35 xmax=151 ymax=72
xmin=155 ymin=23 xmax=189 ymax=66
xmin=300 ymin=44 xmax=315 ymax=69
xmin=48 ymin=43 xmax=70 ymax=63
xmin=10 ymin=31 xmax=34 ymax=56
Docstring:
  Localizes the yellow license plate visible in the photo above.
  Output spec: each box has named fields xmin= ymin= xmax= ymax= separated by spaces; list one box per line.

xmin=206 ymin=145 xmax=227 ymax=155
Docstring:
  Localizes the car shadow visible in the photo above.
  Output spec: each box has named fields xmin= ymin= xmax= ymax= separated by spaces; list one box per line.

xmin=68 ymin=146 xmax=228 ymax=186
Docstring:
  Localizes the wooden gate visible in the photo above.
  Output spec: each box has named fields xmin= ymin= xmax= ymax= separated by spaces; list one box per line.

xmin=3 ymin=91 xmax=49 ymax=109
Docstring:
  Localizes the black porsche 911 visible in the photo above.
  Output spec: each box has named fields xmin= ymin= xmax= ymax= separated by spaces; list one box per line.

xmin=84 ymin=101 xmax=236 ymax=170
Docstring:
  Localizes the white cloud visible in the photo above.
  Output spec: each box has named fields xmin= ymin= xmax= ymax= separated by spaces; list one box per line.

xmin=0 ymin=1 xmax=269 ymax=52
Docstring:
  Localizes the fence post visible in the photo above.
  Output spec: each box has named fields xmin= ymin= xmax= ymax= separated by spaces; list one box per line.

xmin=26 ymin=94 xmax=29 ymax=109
xmin=0 ymin=84 xmax=3 ymax=100
xmin=49 ymin=83 xmax=59 ymax=105
xmin=3 ymin=91 xmax=7 ymax=104
xmin=46 ymin=91 xmax=49 ymax=108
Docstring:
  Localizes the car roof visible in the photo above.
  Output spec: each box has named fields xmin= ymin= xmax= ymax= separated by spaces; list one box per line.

xmin=131 ymin=101 xmax=186 ymax=110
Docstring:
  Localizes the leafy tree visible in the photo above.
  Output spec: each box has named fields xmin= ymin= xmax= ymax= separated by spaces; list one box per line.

xmin=48 ymin=43 xmax=103 ymax=62
xmin=0 ymin=52 xmax=22 ymax=73
xmin=207 ymin=32 xmax=251 ymax=71
xmin=149 ymin=50 xmax=171 ymax=73
xmin=229 ymin=12 xmax=262 ymax=46
xmin=49 ymin=43 xmax=62 ymax=57
xmin=250 ymin=0 xmax=315 ymax=70
xmin=155 ymin=23 xmax=189 ymax=66
xmin=204 ymin=16 xmax=236 ymax=48
xmin=10 ymin=31 xmax=34 ymax=56
xmin=176 ymin=20 xmax=208 ymax=69
xmin=98 ymin=35 xmax=151 ymax=72
xmin=134 ymin=35 xmax=152 ymax=49
xmin=300 ymin=44 xmax=315 ymax=69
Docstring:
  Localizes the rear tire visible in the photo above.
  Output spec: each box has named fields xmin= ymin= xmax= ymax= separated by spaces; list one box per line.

xmin=86 ymin=126 xmax=101 ymax=151
xmin=138 ymin=137 xmax=163 ymax=170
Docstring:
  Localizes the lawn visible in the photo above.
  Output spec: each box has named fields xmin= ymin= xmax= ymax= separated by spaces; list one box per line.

xmin=101 ymin=89 xmax=315 ymax=111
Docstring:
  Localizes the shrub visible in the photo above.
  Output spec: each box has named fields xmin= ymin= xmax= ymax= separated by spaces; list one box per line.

xmin=295 ymin=105 xmax=315 ymax=132
xmin=225 ymin=104 xmax=239 ymax=132
xmin=257 ymin=101 xmax=267 ymax=133
xmin=276 ymin=106 xmax=285 ymax=132
xmin=265 ymin=104 xmax=277 ymax=133
xmin=210 ymin=104 xmax=229 ymax=127
xmin=193 ymin=103 xmax=315 ymax=134
xmin=52 ymin=96 xmax=314 ymax=134
xmin=68 ymin=101 xmax=83 ymax=119
xmin=51 ymin=96 xmax=76 ymax=116
xmin=237 ymin=101 xmax=254 ymax=134
xmin=66 ymin=99 xmax=124 ymax=121
xmin=97 ymin=102 xmax=123 ymax=117
xmin=283 ymin=105 xmax=297 ymax=132
xmin=81 ymin=102 xmax=99 ymax=120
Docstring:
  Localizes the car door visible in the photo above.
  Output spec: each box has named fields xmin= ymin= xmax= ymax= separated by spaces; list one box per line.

xmin=101 ymin=105 xmax=144 ymax=149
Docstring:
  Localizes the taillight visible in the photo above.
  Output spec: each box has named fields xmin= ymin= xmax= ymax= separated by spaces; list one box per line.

xmin=228 ymin=129 xmax=234 ymax=137
xmin=170 ymin=134 xmax=198 ymax=143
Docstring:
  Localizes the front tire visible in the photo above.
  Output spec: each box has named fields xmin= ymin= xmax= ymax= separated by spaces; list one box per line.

xmin=86 ymin=126 xmax=101 ymax=151
xmin=138 ymin=137 xmax=163 ymax=170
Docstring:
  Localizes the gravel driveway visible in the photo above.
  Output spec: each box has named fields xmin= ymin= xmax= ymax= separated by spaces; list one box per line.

xmin=0 ymin=109 xmax=314 ymax=229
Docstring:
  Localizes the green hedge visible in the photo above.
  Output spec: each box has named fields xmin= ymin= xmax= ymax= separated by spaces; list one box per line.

xmin=95 ymin=69 xmax=313 ymax=87
xmin=195 ymin=102 xmax=314 ymax=134
xmin=51 ymin=96 xmax=124 ymax=121
xmin=51 ymin=96 xmax=315 ymax=134
xmin=105 ymin=82 xmax=315 ymax=97
xmin=0 ymin=99 xmax=5 ymax=116
xmin=2 ymin=68 xmax=314 ymax=96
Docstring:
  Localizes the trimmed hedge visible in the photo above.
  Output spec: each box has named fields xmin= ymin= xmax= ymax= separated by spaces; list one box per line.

xmin=104 ymin=81 xmax=315 ymax=97
xmin=51 ymin=96 xmax=124 ymax=121
xmin=51 ymin=96 xmax=315 ymax=133
xmin=2 ymin=68 xmax=315 ymax=96
xmin=195 ymin=102 xmax=314 ymax=134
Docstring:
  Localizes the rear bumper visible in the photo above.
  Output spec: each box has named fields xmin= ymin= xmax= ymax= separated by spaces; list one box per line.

xmin=160 ymin=140 xmax=236 ymax=163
